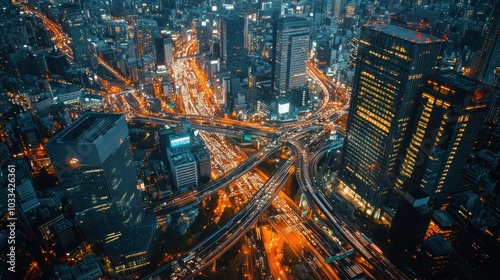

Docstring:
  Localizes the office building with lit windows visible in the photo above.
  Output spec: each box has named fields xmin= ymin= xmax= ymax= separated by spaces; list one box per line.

xmin=339 ymin=25 xmax=442 ymax=217
xmin=469 ymin=0 xmax=500 ymax=84
xmin=271 ymin=17 xmax=310 ymax=96
xmin=61 ymin=4 xmax=90 ymax=67
xmin=219 ymin=15 xmax=247 ymax=77
xmin=134 ymin=19 xmax=159 ymax=58
xmin=46 ymin=113 xmax=144 ymax=244
xmin=154 ymin=35 xmax=173 ymax=72
xmin=398 ymin=75 xmax=490 ymax=208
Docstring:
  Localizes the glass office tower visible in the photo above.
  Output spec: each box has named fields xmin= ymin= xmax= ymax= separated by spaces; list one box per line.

xmin=399 ymin=75 xmax=490 ymax=208
xmin=62 ymin=4 xmax=90 ymax=67
xmin=220 ymin=15 xmax=247 ymax=77
xmin=339 ymin=25 xmax=442 ymax=217
xmin=46 ymin=113 xmax=143 ymax=243
xmin=271 ymin=16 xmax=310 ymax=96
xmin=134 ymin=19 xmax=159 ymax=58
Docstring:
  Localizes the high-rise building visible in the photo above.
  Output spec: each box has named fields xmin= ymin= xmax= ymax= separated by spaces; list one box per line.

xmin=61 ymin=4 xmax=90 ymax=67
xmin=134 ymin=19 xmax=159 ymax=58
xmin=168 ymin=150 xmax=198 ymax=193
xmin=16 ymin=54 xmax=47 ymax=77
xmin=158 ymin=118 xmax=209 ymax=191
xmin=398 ymin=75 xmax=490 ymax=208
xmin=105 ymin=20 xmax=128 ymax=42
xmin=197 ymin=21 xmax=211 ymax=54
xmin=244 ymin=14 xmax=251 ymax=53
xmin=46 ymin=113 xmax=143 ymax=244
xmin=469 ymin=0 xmax=500 ymax=84
xmin=0 ymin=88 xmax=11 ymax=116
xmin=339 ymin=25 xmax=442 ymax=216
xmin=16 ymin=178 xmax=40 ymax=213
xmin=390 ymin=189 xmax=433 ymax=254
xmin=219 ymin=15 xmax=247 ymax=77
xmin=332 ymin=0 xmax=344 ymax=18
xmin=69 ymin=17 xmax=90 ymax=67
xmin=45 ymin=50 xmax=69 ymax=76
xmin=271 ymin=17 xmax=310 ymax=96
xmin=485 ymin=94 xmax=500 ymax=125
xmin=154 ymin=35 xmax=173 ymax=71
xmin=417 ymin=234 xmax=453 ymax=277
xmin=165 ymin=132 xmax=198 ymax=192
xmin=424 ymin=210 xmax=460 ymax=246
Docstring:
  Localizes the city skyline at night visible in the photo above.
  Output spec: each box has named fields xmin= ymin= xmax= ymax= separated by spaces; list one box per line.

xmin=0 ymin=0 xmax=499 ymax=279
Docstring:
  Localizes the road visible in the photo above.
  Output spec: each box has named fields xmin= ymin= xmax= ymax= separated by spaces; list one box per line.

xmin=142 ymin=158 xmax=295 ymax=279
xmin=286 ymin=139 xmax=411 ymax=280
xmin=22 ymin=4 xmax=131 ymax=85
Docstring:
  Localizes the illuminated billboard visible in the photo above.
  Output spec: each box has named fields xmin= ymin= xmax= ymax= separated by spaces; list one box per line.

xmin=170 ymin=136 xmax=190 ymax=148
xmin=278 ymin=102 xmax=290 ymax=114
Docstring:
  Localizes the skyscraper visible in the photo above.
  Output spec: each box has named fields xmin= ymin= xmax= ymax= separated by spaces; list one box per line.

xmin=0 ymin=88 xmax=11 ymax=116
xmin=271 ymin=17 xmax=310 ymax=96
xmin=196 ymin=21 xmax=211 ymax=54
xmin=154 ymin=35 xmax=173 ymax=71
xmin=398 ymin=75 xmax=490 ymax=208
xmin=332 ymin=0 xmax=344 ymax=18
xmin=61 ymin=4 xmax=90 ymax=67
xmin=69 ymin=18 xmax=90 ymax=67
xmin=134 ymin=19 xmax=159 ymax=58
xmin=339 ymin=25 xmax=442 ymax=217
xmin=219 ymin=15 xmax=247 ymax=77
xmin=469 ymin=0 xmax=500 ymax=84
xmin=390 ymin=189 xmax=432 ymax=254
xmin=46 ymin=113 xmax=143 ymax=243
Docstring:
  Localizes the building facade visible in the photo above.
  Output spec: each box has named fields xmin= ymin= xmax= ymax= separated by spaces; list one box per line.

xmin=62 ymin=4 xmax=90 ymax=67
xmin=271 ymin=17 xmax=310 ymax=96
xmin=46 ymin=113 xmax=143 ymax=244
xmin=398 ymin=75 xmax=490 ymax=208
xmin=219 ymin=15 xmax=247 ymax=77
xmin=134 ymin=19 xmax=159 ymax=59
xmin=339 ymin=25 xmax=442 ymax=216
xmin=469 ymin=0 xmax=500 ymax=84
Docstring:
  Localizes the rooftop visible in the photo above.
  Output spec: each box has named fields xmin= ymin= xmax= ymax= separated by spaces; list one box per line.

xmin=53 ymin=219 xmax=73 ymax=233
xmin=367 ymin=24 xmax=442 ymax=44
xmin=424 ymin=234 xmax=453 ymax=255
xmin=71 ymin=256 xmax=101 ymax=278
xmin=477 ymin=149 xmax=499 ymax=163
xmin=433 ymin=210 xmax=455 ymax=228
xmin=171 ymin=151 xmax=196 ymax=166
xmin=105 ymin=215 xmax=157 ymax=258
xmin=433 ymin=74 xmax=489 ymax=93
xmin=53 ymin=113 xmax=122 ymax=144
xmin=192 ymin=147 xmax=210 ymax=160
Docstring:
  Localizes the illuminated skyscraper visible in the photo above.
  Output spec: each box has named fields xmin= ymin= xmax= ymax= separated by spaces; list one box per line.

xmin=196 ymin=21 xmax=211 ymax=54
xmin=61 ymin=4 xmax=90 ymax=67
xmin=46 ymin=113 xmax=143 ymax=243
xmin=154 ymin=35 xmax=173 ymax=71
xmin=398 ymin=75 xmax=490 ymax=208
xmin=134 ymin=19 xmax=159 ymax=58
xmin=69 ymin=18 xmax=90 ymax=67
xmin=469 ymin=0 xmax=500 ymax=84
xmin=339 ymin=25 xmax=442 ymax=217
xmin=271 ymin=17 xmax=310 ymax=96
xmin=219 ymin=15 xmax=247 ymax=77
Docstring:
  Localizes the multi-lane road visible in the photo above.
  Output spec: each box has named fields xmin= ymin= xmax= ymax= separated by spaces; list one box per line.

xmin=142 ymin=158 xmax=295 ymax=279
xmin=287 ymin=139 xmax=412 ymax=280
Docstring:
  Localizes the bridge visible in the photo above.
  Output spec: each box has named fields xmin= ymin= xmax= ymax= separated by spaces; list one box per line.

xmin=173 ymin=53 xmax=205 ymax=61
